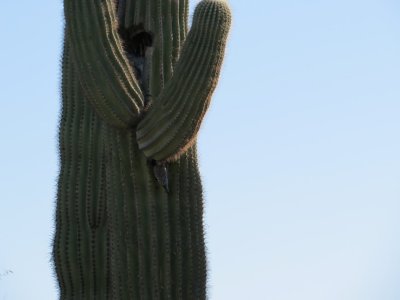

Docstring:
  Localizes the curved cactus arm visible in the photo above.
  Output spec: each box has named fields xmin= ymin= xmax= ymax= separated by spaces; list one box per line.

xmin=65 ymin=0 xmax=145 ymax=128
xmin=136 ymin=0 xmax=232 ymax=161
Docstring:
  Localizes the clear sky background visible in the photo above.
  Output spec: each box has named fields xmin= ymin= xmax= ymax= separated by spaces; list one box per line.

xmin=1 ymin=0 xmax=400 ymax=299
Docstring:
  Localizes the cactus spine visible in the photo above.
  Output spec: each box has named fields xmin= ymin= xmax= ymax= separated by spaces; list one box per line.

xmin=53 ymin=0 xmax=231 ymax=299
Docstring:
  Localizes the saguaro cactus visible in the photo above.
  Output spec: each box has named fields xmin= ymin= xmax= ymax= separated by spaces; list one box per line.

xmin=53 ymin=0 xmax=231 ymax=299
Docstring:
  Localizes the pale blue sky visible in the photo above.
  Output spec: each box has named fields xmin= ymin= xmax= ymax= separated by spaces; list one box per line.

xmin=1 ymin=0 xmax=400 ymax=299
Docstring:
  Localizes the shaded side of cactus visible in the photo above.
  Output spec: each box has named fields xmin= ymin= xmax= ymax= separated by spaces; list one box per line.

xmin=53 ymin=0 xmax=231 ymax=299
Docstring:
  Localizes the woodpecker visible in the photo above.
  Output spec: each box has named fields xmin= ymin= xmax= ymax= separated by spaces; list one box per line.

xmin=151 ymin=160 xmax=169 ymax=193
xmin=118 ymin=24 xmax=153 ymax=95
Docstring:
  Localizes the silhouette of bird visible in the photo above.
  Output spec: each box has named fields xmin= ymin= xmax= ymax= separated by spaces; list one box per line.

xmin=118 ymin=24 xmax=153 ymax=104
xmin=151 ymin=160 xmax=169 ymax=193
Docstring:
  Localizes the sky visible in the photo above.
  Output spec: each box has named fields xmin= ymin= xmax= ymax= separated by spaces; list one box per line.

xmin=1 ymin=0 xmax=400 ymax=299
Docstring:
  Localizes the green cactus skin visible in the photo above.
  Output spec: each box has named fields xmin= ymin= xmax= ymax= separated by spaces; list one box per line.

xmin=53 ymin=0 xmax=231 ymax=299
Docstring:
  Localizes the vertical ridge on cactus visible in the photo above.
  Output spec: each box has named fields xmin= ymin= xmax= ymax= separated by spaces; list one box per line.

xmin=53 ymin=0 xmax=231 ymax=299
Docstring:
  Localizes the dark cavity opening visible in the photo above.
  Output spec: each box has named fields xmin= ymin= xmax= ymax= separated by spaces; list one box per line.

xmin=118 ymin=25 xmax=154 ymax=103
xmin=118 ymin=25 xmax=153 ymax=57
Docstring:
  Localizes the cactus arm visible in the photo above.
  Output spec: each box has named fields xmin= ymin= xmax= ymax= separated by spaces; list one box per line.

xmin=136 ymin=0 xmax=232 ymax=161
xmin=64 ymin=0 xmax=145 ymax=128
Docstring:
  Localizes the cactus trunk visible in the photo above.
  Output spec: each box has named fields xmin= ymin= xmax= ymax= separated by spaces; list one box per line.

xmin=53 ymin=0 xmax=231 ymax=299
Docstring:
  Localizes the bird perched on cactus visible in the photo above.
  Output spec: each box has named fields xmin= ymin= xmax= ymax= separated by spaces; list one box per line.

xmin=53 ymin=0 xmax=231 ymax=299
